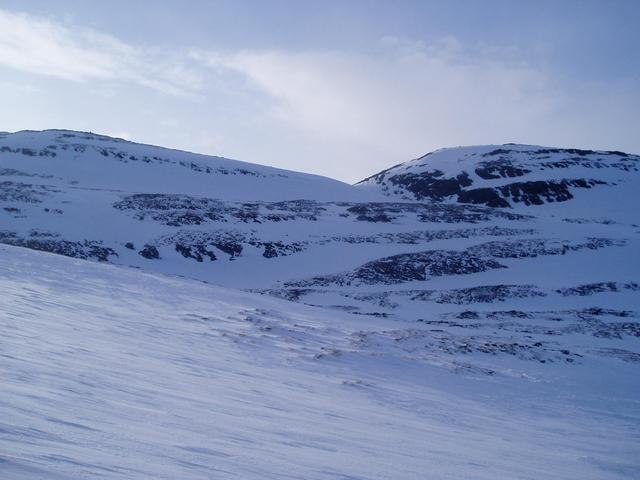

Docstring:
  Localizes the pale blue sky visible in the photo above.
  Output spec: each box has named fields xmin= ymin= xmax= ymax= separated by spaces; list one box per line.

xmin=0 ymin=0 xmax=638 ymax=181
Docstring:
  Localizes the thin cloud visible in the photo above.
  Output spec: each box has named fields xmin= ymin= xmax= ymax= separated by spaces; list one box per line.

xmin=195 ymin=42 xmax=554 ymax=153
xmin=194 ymin=39 xmax=639 ymax=180
xmin=0 ymin=9 xmax=202 ymax=96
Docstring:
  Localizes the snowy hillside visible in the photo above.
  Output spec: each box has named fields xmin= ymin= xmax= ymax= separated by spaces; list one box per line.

xmin=0 ymin=130 xmax=365 ymax=201
xmin=356 ymin=144 xmax=640 ymax=222
xmin=1 ymin=131 xmax=639 ymax=478
xmin=2 ymin=245 xmax=639 ymax=479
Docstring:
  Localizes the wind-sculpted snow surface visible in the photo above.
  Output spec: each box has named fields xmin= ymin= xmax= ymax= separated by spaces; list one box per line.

xmin=1 ymin=246 xmax=639 ymax=480
xmin=1 ymin=130 xmax=640 ymax=478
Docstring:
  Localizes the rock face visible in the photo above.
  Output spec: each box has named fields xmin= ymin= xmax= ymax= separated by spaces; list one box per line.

xmin=1 ymin=130 xmax=639 ymax=374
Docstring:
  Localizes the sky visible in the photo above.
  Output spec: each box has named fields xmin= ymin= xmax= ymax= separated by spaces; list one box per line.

xmin=0 ymin=0 xmax=638 ymax=182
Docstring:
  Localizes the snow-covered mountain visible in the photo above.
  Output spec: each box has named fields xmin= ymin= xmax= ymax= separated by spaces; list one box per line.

xmin=1 ymin=130 xmax=639 ymax=478
xmin=0 ymin=129 xmax=366 ymax=201
xmin=357 ymin=143 xmax=639 ymax=222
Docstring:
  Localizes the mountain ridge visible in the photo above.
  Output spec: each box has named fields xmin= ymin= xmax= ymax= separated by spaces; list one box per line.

xmin=0 ymin=129 xmax=367 ymax=201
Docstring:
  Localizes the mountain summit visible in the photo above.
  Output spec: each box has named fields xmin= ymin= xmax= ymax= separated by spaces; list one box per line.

xmin=357 ymin=143 xmax=639 ymax=221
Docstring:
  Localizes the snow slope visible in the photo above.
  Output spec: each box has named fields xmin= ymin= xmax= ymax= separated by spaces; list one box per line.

xmin=0 ymin=130 xmax=368 ymax=201
xmin=356 ymin=144 xmax=640 ymax=222
xmin=1 ymin=130 xmax=639 ymax=363
xmin=1 ymin=131 xmax=640 ymax=478
xmin=1 ymin=245 xmax=639 ymax=480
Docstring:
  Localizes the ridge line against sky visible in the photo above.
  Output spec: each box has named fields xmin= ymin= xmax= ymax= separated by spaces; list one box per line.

xmin=0 ymin=1 xmax=638 ymax=182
